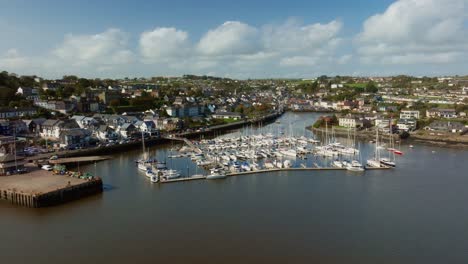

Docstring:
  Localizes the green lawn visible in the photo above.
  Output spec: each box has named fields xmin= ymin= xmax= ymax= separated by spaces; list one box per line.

xmin=346 ymin=83 xmax=367 ymax=88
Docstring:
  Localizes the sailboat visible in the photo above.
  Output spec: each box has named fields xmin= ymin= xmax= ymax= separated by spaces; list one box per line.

xmin=137 ymin=131 xmax=151 ymax=172
xmin=367 ymin=128 xmax=382 ymax=168
xmin=347 ymin=141 xmax=365 ymax=172
xmin=380 ymin=123 xmax=396 ymax=167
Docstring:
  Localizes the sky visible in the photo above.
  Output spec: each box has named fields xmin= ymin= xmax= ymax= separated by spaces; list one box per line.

xmin=0 ymin=0 xmax=467 ymax=79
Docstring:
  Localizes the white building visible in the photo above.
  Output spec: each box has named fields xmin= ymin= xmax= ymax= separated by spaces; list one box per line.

xmin=396 ymin=119 xmax=417 ymax=132
xmin=339 ymin=117 xmax=358 ymax=128
xmin=400 ymin=110 xmax=420 ymax=120
xmin=375 ymin=119 xmax=391 ymax=130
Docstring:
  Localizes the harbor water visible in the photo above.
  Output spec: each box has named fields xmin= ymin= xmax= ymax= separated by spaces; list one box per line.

xmin=1 ymin=112 xmax=468 ymax=263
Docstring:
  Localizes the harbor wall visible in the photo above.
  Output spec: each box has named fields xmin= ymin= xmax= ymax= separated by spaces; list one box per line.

xmin=0 ymin=178 xmax=103 ymax=208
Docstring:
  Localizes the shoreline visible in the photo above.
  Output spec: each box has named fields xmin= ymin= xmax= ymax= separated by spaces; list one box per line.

xmin=307 ymin=126 xmax=468 ymax=149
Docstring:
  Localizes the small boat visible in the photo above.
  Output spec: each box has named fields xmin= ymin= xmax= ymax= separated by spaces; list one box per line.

xmin=145 ymin=169 xmax=155 ymax=178
xmin=137 ymin=162 xmax=150 ymax=172
xmin=206 ymin=169 xmax=227 ymax=180
xmin=366 ymin=159 xmax=381 ymax=168
xmin=387 ymin=148 xmax=404 ymax=155
xmin=332 ymin=160 xmax=343 ymax=168
xmin=163 ymin=169 xmax=181 ymax=179
xmin=346 ymin=160 xmax=365 ymax=172
xmin=380 ymin=158 xmax=396 ymax=167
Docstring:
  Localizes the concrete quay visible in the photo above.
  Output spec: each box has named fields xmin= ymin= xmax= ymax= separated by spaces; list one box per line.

xmin=0 ymin=166 xmax=102 ymax=208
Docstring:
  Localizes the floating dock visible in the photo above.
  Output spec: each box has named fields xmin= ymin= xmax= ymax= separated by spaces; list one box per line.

xmin=160 ymin=166 xmax=390 ymax=184
xmin=0 ymin=167 xmax=102 ymax=208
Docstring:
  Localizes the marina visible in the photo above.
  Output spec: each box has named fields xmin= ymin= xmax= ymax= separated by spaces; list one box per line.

xmin=143 ymin=119 xmax=395 ymax=183
xmin=2 ymin=112 xmax=467 ymax=264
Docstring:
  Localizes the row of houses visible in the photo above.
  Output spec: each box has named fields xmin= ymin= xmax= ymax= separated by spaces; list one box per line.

xmin=338 ymin=113 xmax=467 ymax=134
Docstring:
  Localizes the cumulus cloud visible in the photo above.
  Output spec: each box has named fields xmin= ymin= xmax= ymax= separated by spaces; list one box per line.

xmin=0 ymin=49 xmax=30 ymax=69
xmin=136 ymin=19 xmax=344 ymax=76
xmin=53 ymin=28 xmax=134 ymax=66
xmin=280 ymin=56 xmax=318 ymax=67
xmin=197 ymin=21 xmax=260 ymax=56
xmin=0 ymin=18 xmax=345 ymax=78
xmin=337 ymin=54 xmax=352 ymax=65
xmin=263 ymin=19 xmax=342 ymax=54
xmin=139 ymin=27 xmax=190 ymax=62
xmin=356 ymin=0 xmax=468 ymax=64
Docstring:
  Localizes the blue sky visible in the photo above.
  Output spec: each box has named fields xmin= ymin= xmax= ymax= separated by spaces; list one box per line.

xmin=0 ymin=0 xmax=466 ymax=78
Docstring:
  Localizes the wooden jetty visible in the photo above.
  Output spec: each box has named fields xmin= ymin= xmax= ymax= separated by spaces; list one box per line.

xmin=160 ymin=166 xmax=391 ymax=184
xmin=0 ymin=167 xmax=102 ymax=208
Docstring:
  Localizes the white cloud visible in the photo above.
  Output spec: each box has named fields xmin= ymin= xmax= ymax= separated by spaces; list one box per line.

xmin=356 ymin=0 xmax=468 ymax=64
xmin=53 ymin=28 xmax=133 ymax=66
xmin=280 ymin=56 xmax=317 ymax=67
xmin=263 ymin=19 xmax=342 ymax=54
xmin=0 ymin=49 xmax=29 ymax=69
xmin=139 ymin=27 xmax=190 ymax=62
xmin=337 ymin=54 xmax=352 ymax=65
xmin=197 ymin=21 xmax=260 ymax=56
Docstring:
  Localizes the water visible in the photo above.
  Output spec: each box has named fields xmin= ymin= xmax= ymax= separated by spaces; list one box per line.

xmin=1 ymin=112 xmax=468 ymax=263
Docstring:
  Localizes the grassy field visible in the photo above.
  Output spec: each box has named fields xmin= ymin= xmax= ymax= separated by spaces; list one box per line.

xmin=345 ymin=83 xmax=367 ymax=88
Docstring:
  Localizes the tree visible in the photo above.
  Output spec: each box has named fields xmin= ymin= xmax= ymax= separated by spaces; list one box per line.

xmin=365 ymin=81 xmax=378 ymax=93
xmin=109 ymin=99 xmax=120 ymax=108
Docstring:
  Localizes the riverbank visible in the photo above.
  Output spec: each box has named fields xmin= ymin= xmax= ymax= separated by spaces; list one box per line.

xmin=307 ymin=126 xmax=468 ymax=149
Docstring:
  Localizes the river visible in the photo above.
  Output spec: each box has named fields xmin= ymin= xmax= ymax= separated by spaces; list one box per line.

xmin=1 ymin=112 xmax=468 ymax=263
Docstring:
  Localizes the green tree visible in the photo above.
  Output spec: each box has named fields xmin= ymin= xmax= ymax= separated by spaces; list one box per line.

xmin=365 ymin=81 xmax=378 ymax=93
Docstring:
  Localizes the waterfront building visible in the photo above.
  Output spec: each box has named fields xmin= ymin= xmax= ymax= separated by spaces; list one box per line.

xmin=396 ymin=119 xmax=417 ymax=132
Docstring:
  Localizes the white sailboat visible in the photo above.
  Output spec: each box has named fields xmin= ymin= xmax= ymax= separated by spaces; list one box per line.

xmin=367 ymin=128 xmax=382 ymax=168
xmin=137 ymin=131 xmax=151 ymax=172
xmin=380 ymin=123 xmax=396 ymax=167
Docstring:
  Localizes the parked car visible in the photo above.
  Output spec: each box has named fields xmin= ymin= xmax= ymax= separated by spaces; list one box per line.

xmin=49 ymin=155 xmax=58 ymax=160
xmin=41 ymin=165 xmax=53 ymax=171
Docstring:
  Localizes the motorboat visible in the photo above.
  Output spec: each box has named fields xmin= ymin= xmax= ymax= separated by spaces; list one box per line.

xmin=206 ymin=169 xmax=227 ymax=180
xmin=163 ymin=169 xmax=181 ymax=179
xmin=137 ymin=161 xmax=150 ymax=172
xmin=332 ymin=160 xmax=343 ymax=168
xmin=366 ymin=159 xmax=381 ymax=168
xmin=380 ymin=158 xmax=396 ymax=167
xmin=346 ymin=160 xmax=365 ymax=172
xmin=280 ymin=149 xmax=297 ymax=157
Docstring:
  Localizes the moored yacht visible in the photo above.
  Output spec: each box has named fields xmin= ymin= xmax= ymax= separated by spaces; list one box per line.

xmin=332 ymin=160 xmax=343 ymax=168
xmin=380 ymin=158 xmax=396 ymax=167
xmin=347 ymin=160 xmax=365 ymax=172
xmin=206 ymin=168 xmax=227 ymax=180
